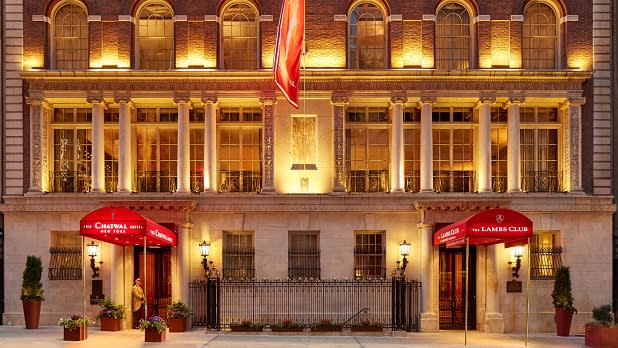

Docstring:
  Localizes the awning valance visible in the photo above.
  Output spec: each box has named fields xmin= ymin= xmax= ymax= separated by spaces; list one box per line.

xmin=80 ymin=207 xmax=177 ymax=246
xmin=433 ymin=208 xmax=533 ymax=248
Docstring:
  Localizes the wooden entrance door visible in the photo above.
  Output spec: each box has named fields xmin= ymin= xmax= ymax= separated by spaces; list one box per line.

xmin=438 ymin=245 xmax=476 ymax=330
xmin=135 ymin=246 xmax=172 ymax=318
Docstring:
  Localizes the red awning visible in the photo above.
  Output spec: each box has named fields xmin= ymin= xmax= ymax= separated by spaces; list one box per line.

xmin=433 ymin=208 xmax=532 ymax=248
xmin=80 ymin=207 xmax=177 ymax=247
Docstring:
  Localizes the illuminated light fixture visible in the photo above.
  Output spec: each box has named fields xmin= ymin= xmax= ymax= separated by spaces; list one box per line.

xmin=509 ymin=246 xmax=524 ymax=278
xmin=199 ymin=240 xmax=210 ymax=276
xmin=86 ymin=241 xmax=100 ymax=278
xmin=399 ymin=240 xmax=411 ymax=272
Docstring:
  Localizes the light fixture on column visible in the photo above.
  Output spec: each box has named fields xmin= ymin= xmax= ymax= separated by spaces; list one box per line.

xmin=86 ymin=241 xmax=100 ymax=278
xmin=199 ymin=240 xmax=210 ymax=276
xmin=509 ymin=246 xmax=523 ymax=278
xmin=399 ymin=240 xmax=411 ymax=272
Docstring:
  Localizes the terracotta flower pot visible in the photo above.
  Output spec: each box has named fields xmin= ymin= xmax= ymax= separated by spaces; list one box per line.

xmin=22 ymin=300 xmax=41 ymax=329
xmin=144 ymin=327 xmax=166 ymax=342
xmin=554 ymin=307 xmax=574 ymax=336
xmin=99 ymin=317 xmax=122 ymax=331
xmin=63 ymin=325 xmax=87 ymax=341
xmin=167 ymin=317 xmax=187 ymax=332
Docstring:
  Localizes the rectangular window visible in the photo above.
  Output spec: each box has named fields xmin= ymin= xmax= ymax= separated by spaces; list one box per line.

xmin=223 ymin=231 xmax=255 ymax=280
xmin=530 ymin=231 xmax=562 ymax=280
xmin=288 ymin=231 xmax=320 ymax=279
xmin=404 ymin=128 xmax=420 ymax=192
xmin=345 ymin=128 xmax=389 ymax=192
xmin=520 ymin=107 xmax=560 ymax=192
xmin=354 ymin=231 xmax=385 ymax=279
xmin=49 ymin=232 xmax=82 ymax=280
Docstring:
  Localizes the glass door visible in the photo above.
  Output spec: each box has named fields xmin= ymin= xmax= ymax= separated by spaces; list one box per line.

xmin=135 ymin=246 xmax=172 ymax=318
xmin=438 ymin=245 xmax=476 ymax=330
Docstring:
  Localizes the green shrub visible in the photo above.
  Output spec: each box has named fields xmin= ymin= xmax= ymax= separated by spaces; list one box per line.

xmin=21 ymin=256 xmax=44 ymax=301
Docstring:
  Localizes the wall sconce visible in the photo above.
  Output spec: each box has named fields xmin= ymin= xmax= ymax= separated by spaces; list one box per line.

xmin=199 ymin=241 xmax=210 ymax=276
xmin=508 ymin=246 xmax=523 ymax=278
xmin=86 ymin=241 xmax=100 ymax=278
xmin=399 ymin=240 xmax=410 ymax=272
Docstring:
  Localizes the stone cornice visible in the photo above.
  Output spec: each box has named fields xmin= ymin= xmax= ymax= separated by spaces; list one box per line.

xmin=23 ymin=70 xmax=592 ymax=96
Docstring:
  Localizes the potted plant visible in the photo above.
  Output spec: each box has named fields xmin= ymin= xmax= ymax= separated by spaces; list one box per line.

xmin=58 ymin=313 xmax=90 ymax=341
xmin=21 ymin=255 xmax=44 ymax=329
xmin=166 ymin=300 xmax=191 ymax=332
xmin=229 ymin=320 xmax=265 ymax=332
xmin=310 ymin=319 xmax=343 ymax=332
xmin=585 ymin=305 xmax=618 ymax=348
xmin=551 ymin=266 xmax=577 ymax=336
xmin=139 ymin=315 xmax=168 ymax=342
xmin=271 ymin=319 xmax=303 ymax=332
xmin=96 ymin=298 xmax=126 ymax=331
xmin=350 ymin=320 xmax=384 ymax=331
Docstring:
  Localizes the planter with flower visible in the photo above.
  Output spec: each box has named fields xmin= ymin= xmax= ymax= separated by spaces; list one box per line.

xmin=272 ymin=319 xmax=304 ymax=332
xmin=350 ymin=320 xmax=384 ymax=332
xmin=311 ymin=319 xmax=343 ymax=332
xmin=58 ymin=313 xmax=91 ymax=341
xmin=229 ymin=320 xmax=265 ymax=332
xmin=139 ymin=315 xmax=168 ymax=342
xmin=552 ymin=266 xmax=577 ymax=336
xmin=96 ymin=298 xmax=126 ymax=331
xmin=585 ymin=304 xmax=618 ymax=348
xmin=166 ymin=301 xmax=191 ymax=332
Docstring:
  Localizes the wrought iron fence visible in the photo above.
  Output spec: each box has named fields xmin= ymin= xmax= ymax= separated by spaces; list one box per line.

xmin=190 ymin=278 xmax=421 ymax=332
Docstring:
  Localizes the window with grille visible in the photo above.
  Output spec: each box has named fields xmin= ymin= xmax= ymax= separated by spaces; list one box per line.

xmin=49 ymin=232 xmax=82 ymax=280
xmin=222 ymin=2 xmax=259 ymax=70
xmin=354 ymin=231 xmax=385 ymax=279
xmin=288 ymin=231 xmax=320 ymax=279
xmin=530 ymin=231 xmax=562 ymax=280
xmin=348 ymin=2 xmax=386 ymax=69
xmin=223 ymin=231 xmax=255 ymax=279
xmin=520 ymin=107 xmax=560 ymax=192
xmin=435 ymin=3 xmax=471 ymax=70
xmin=51 ymin=108 xmax=93 ymax=193
xmin=137 ymin=3 xmax=174 ymax=70
xmin=52 ymin=3 xmax=88 ymax=70
xmin=431 ymin=107 xmax=474 ymax=192
xmin=523 ymin=2 xmax=557 ymax=69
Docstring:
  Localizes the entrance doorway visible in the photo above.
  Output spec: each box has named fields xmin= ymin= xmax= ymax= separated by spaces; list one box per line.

xmin=134 ymin=246 xmax=172 ymax=318
xmin=438 ymin=244 xmax=476 ymax=330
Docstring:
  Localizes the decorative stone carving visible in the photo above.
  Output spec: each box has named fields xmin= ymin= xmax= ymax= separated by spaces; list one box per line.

xmin=260 ymin=97 xmax=277 ymax=192
xmin=26 ymin=97 xmax=48 ymax=192
xmin=331 ymin=96 xmax=349 ymax=192
xmin=390 ymin=96 xmax=408 ymax=105
xmin=419 ymin=96 xmax=436 ymax=105
xmin=201 ymin=96 xmax=218 ymax=105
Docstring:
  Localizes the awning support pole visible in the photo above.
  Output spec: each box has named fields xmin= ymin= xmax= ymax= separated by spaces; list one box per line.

xmin=144 ymin=237 xmax=147 ymax=319
xmin=525 ymin=237 xmax=530 ymax=346
xmin=465 ymin=237 xmax=469 ymax=346
xmin=82 ymin=236 xmax=86 ymax=319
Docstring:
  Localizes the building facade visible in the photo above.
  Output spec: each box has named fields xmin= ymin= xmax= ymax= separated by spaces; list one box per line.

xmin=1 ymin=0 xmax=614 ymax=334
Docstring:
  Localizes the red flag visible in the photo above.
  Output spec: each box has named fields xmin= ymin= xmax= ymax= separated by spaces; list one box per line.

xmin=274 ymin=0 xmax=304 ymax=108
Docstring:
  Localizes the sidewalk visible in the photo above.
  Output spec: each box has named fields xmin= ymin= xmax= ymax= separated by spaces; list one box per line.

xmin=0 ymin=326 xmax=585 ymax=348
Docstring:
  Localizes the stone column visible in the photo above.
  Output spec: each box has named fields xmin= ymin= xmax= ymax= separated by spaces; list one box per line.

xmin=419 ymin=222 xmax=438 ymax=332
xmin=202 ymin=97 xmax=218 ymax=192
xmin=260 ymin=96 xmax=277 ymax=193
xmin=88 ymin=97 xmax=106 ymax=193
xmin=419 ymin=97 xmax=436 ymax=192
xmin=483 ymin=245 xmax=504 ymax=332
xmin=175 ymin=97 xmax=191 ymax=193
xmin=331 ymin=96 xmax=349 ymax=193
xmin=26 ymin=97 xmax=49 ymax=192
xmin=561 ymin=96 xmax=585 ymax=193
xmin=476 ymin=96 xmax=495 ymax=193
xmin=390 ymin=97 xmax=407 ymax=192
xmin=506 ymin=97 xmax=524 ymax=192
xmin=115 ymin=97 xmax=133 ymax=192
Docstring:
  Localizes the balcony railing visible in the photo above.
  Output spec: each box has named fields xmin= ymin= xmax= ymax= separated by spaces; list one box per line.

xmin=404 ymin=170 xmax=420 ymax=193
xmin=521 ymin=170 xmax=563 ymax=193
xmin=433 ymin=170 xmax=475 ymax=193
xmin=134 ymin=170 xmax=177 ymax=192
xmin=347 ymin=170 xmax=389 ymax=193
xmin=219 ymin=171 xmax=261 ymax=193
xmin=49 ymin=171 xmax=91 ymax=193
xmin=191 ymin=172 xmax=204 ymax=193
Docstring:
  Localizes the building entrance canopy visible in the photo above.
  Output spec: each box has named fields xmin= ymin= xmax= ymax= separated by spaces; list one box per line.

xmin=433 ymin=208 xmax=533 ymax=248
xmin=80 ymin=206 xmax=177 ymax=246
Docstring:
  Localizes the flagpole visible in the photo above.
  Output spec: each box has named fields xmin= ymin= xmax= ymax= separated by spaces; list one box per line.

xmin=302 ymin=0 xmax=306 ymax=114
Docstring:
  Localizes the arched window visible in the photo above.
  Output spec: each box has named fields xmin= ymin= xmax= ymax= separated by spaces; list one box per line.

xmin=136 ymin=2 xmax=174 ymax=70
xmin=435 ymin=3 xmax=471 ymax=70
xmin=348 ymin=2 xmax=386 ymax=69
xmin=222 ymin=2 xmax=259 ymax=70
xmin=52 ymin=2 xmax=88 ymax=70
xmin=523 ymin=2 xmax=557 ymax=69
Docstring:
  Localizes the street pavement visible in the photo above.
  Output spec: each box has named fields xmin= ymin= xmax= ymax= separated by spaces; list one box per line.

xmin=0 ymin=325 xmax=585 ymax=347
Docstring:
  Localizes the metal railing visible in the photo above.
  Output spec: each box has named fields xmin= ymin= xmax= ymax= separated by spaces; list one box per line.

xmin=347 ymin=170 xmax=389 ymax=192
xmin=522 ymin=170 xmax=563 ymax=192
xmin=530 ymin=246 xmax=563 ymax=280
xmin=433 ymin=170 xmax=475 ymax=193
xmin=49 ymin=247 xmax=81 ymax=280
xmin=134 ymin=170 xmax=177 ymax=192
xmin=190 ymin=278 xmax=421 ymax=331
xmin=49 ymin=171 xmax=91 ymax=193
xmin=219 ymin=171 xmax=261 ymax=193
